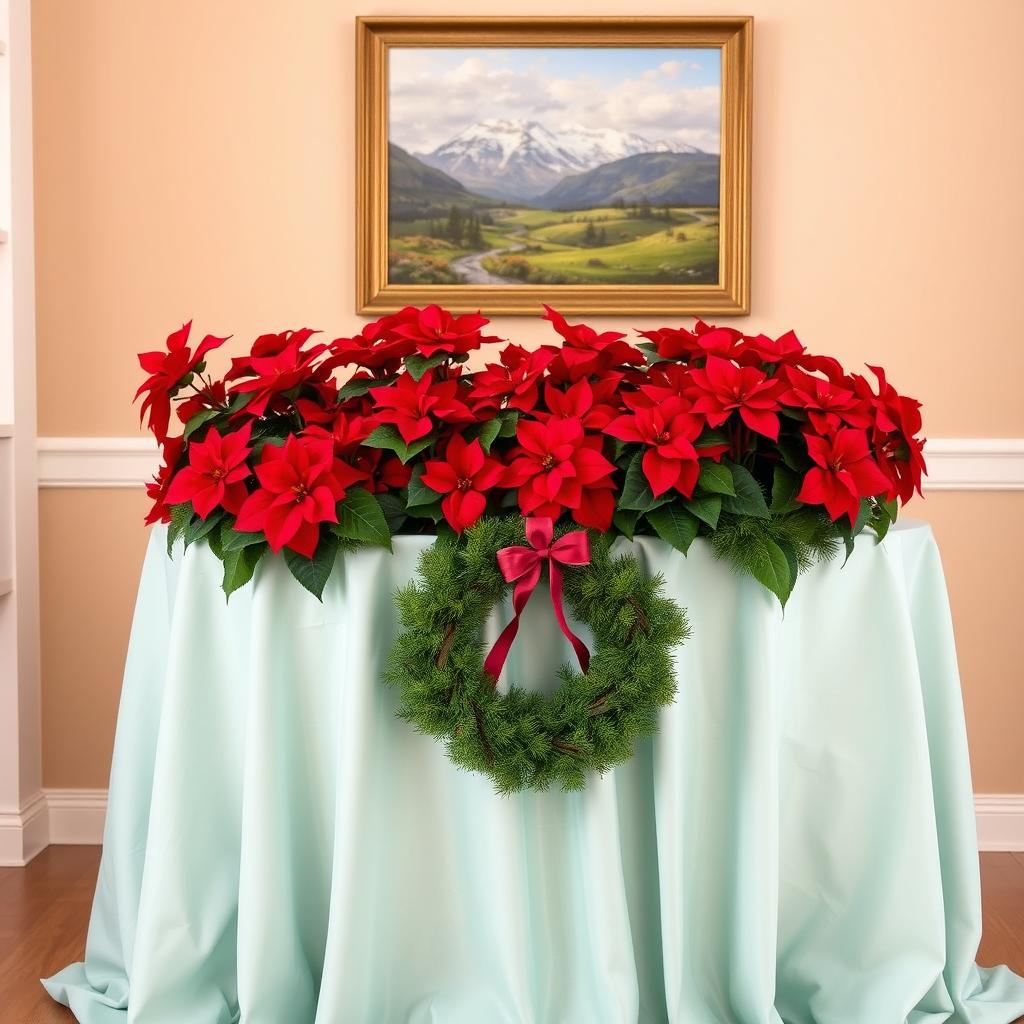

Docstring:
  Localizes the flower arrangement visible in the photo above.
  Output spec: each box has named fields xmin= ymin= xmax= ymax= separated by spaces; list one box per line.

xmin=138 ymin=304 xmax=925 ymax=791
xmin=140 ymin=304 xmax=925 ymax=607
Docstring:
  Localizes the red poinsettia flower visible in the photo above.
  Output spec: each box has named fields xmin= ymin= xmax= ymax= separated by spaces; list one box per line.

xmin=503 ymin=417 xmax=617 ymax=529
xmin=349 ymin=449 xmax=412 ymax=494
xmin=780 ymin=367 xmax=873 ymax=434
xmin=544 ymin=378 xmax=622 ymax=430
xmin=328 ymin=312 xmax=418 ymax=372
xmin=387 ymin=304 xmax=503 ymax=357
xmin=420 ymin=435 xmax=504 ymax=532
xmin=797 ymin=428 xmax=892 ymax=523
xmin=638 ymin=322 xmax=744 ymax=362
xmin=228 ymin=339 xmax=327 ymax=418
xmin=469 ymin=343 xmax=557 ymax=414
xmin=225 ymin=328 xmax=320 ymax=381
xmin=543 ymin=305 xmax=645 ymax=382
xmin=605 ymin=397 xmax=711 ymax=497
xmin=856 ymin=365 xmax=927 ymax=503
xmin=739 ymin=329 xmax=805 ymax=366
xmin=176 ymin=379 xmax=227 ymax=425
xmin=144 ymin=436 xmax=185 ymax=525
xmin=371 ymin=370 xmax=474 ymax=444
xmin=688 ymin=356 xmax=786 ymax=440
xmin=234 ymin=435 xmax=363 ymax=557
xmin=164 ymin=424 xmax=254 ymax=520
xmin=135 ymin=322 xmax=228 ymax=442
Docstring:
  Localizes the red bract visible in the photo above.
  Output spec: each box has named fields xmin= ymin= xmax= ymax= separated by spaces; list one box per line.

xmin=543 ymin=305 xmax=645 ymax=381
xmin=859 ymin=365 xmax=927 ymax=502
xmin=371 ymin=371 xmax=474 ymax=444
xmin=504 ymin=417 xmax=617 ymax=530
xmin=176 ymin=380 xmax=227 ymax=425
xmin=349 ymin=449 xmax=411 ymax=494
xmin=797 ymin=428 xmax=892 ymax=524
xmin=420 ymin=435 xmax=504 ymax=532
xmin=780 ymin=367 xmax=872 ymax=434
xmin=234 ymin=436 xmax=363 ymax=557
xmin=544 ymin=378 xmax=622 ymax=430
xmin=165 ymin=424 xmax=254 ymax=520
xmin=740 ymin=329 xmax=805 ymax=366
xmin=144 ymin=436 xmax=185 ymax=526
xmin=135 ymin=322 xmax=227 ymax=442
xmin=226 ymin=329 xmax=319 ymax=381
xmin=388 ymin=304 xmax=503 ymax=357
xmin=639 ymin=323 xmax=744 ymax=362
xmin=329 ymin=312 xmax=417 ymax=372
xmin=228 ymin=339 xmax=327 ymax=418
xmin=688 ymin=356 xmax=786 ymax=440
xmin=469 ymin=344 xmax=556 ymax=414
xmin=605 ymin=397 xmax=707 ymax=497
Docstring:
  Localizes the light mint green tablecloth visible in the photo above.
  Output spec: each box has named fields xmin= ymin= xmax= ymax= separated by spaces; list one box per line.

xmin=44 ymin=521 xmax=1024 ymax=1024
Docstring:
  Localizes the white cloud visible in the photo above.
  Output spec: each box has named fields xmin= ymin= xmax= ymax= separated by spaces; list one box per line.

xmin=388 ymin=51 xmax=721 ymax=154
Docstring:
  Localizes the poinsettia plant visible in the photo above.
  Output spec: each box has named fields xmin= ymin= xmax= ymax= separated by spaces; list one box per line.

xmin=139 ymin=304 xmax=926 ymax=605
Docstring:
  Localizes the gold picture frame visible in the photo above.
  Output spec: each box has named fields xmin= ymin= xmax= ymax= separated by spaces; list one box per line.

xmin=356 ymin=16 xmax=752 ymax=316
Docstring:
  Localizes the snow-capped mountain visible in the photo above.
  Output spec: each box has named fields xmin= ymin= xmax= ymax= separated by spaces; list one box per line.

xmin=417 ymin=119 xmax=703 ymax=202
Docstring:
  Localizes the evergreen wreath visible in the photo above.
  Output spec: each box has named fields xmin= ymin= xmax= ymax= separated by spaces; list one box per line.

xmin=384 ymin=517 xmax=690 ymax=793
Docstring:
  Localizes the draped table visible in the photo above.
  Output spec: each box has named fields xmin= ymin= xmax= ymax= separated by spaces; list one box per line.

xmin=44 ymin=520 xmax=1024 ymax=1024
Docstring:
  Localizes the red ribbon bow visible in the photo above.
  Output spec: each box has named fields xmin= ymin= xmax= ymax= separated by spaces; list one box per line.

xmin=482 ymin=517 xmax=592 ymax=684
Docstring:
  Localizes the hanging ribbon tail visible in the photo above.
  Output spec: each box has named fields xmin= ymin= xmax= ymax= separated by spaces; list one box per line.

xmin=481 ymin=520 xmax=592 ymax=685
xmin=547 ymin=561 xmax=591 ymax=674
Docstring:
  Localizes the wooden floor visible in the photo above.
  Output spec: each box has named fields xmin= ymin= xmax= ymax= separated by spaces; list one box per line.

xmin=1 ymin=848 xmax=1023 ymax=1023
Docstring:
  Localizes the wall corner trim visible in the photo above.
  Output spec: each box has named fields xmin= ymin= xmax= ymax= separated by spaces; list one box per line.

xmin=35 ymin=437 xmax=1024 ymax=491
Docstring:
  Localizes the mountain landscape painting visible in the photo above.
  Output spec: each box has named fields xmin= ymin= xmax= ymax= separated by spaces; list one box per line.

xmin=386 ymin=47 xmax=722 ymax=289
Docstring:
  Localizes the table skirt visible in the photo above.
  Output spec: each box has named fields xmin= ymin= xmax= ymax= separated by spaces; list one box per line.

xmin=44 ymin=521 xmax=1024 ymax=1023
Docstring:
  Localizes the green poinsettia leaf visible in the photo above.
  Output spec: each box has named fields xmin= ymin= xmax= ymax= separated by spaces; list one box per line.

xmin=473 ymin=418 xmax=502 ymax=454
xmin=619 ymin=452 xmax=672 ymax=513
xmin=337 ymin=376 xmax=394 ymax=401
xmin=362 ymin=424 xmax=433 ymax=464
xmin=683 ymin=494 xmax=721 ymax=530
xmin=331 ymin=487 xmax=392 ymax=549
xmin=184 ymin=509 xmax=224 ymax=548
xmin=183 ymin=407 xmax=223 ymax=440
xmin=697 ymin=461 xmax=736 ymax=496
xmin=166 ymin=503 xmax=192 ymax=555
xmin=406 ymin=500 xmax=443 ymax=523
xmin=375 ymin=492 xmax=408 ymax=533
xmin=498 ymin=410 xmax=520 ymax=438
xmin=838 ymin=498 xmax=874 ymax=564
xmin=721 ymin=464 xmax=770 ymax=519
xmin=283 ymin=532 xmax=341 ymax=602
xmin=222 ymin=541 xmax=267 ymax=599
xmin=745 ymin=534 xmax=794 ymax=607
xmin=612 ymin=508 xmax=641 ymax=540
xmin=770 ymin=464 xmax=802 ymax=515
xmin=646 ymin=504 xmax=700 ymax=554
xmin=406 ymin=464 xmax=442 ymax=509
xmin=220 ymin=520 xmax=267 ymax=552
xmin=404 ymin=352 xmax=449 ymax=381
xmin=775 ymin=435 xmax=810 ymax=473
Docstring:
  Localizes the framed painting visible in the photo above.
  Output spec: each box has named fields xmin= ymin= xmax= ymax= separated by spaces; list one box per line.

xmin=356 ymin=16 xmax=751 ymax=316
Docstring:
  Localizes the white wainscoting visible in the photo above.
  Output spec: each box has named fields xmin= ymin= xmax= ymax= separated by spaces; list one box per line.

xmin=35 ymin=437 xmax=1024 ymax=490
xmin=5 ymin=789 xmax=1016 ymax=858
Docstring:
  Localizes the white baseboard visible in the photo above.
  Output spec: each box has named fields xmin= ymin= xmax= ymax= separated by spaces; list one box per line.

xmin=15 ymin=789 xmax=1023 ymax=853
xmin=45 ymin=787 xmax=108 ymax=845
xmin=0 ymin=791 xmax=50 ymax=866
xmin=35 ymin=437 xmax=1024 ymax=491
xmin=974 ymin=794 xmax=1024 ymax=852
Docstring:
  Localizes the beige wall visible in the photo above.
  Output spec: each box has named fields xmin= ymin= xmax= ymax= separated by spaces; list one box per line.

xmin=31 ymin=0 xmax=1024 ymax=790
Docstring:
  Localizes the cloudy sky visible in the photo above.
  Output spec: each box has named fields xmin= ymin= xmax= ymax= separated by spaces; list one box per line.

xmin=389 ymin=47 xmax=721 ymax=154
